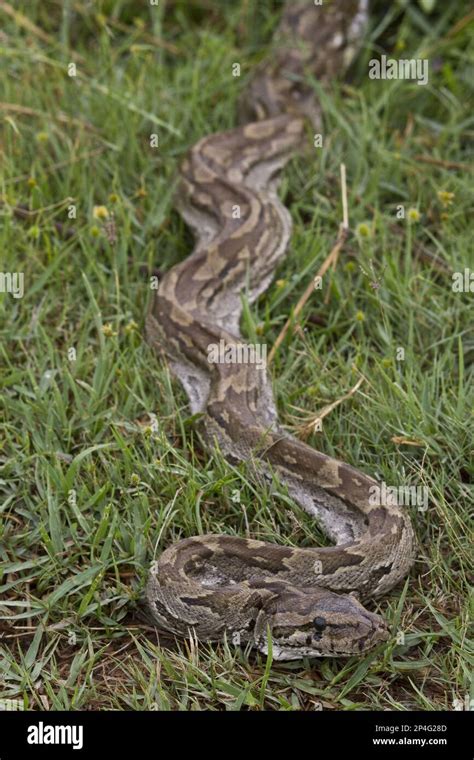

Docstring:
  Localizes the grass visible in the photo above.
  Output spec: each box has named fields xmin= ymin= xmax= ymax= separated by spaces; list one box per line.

xmin=0 ymin=0 xmax=473 ymax=711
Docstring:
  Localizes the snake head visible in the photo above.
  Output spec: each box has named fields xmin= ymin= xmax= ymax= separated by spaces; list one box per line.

xmin=254 ymin=586 xmax=389 ymax=660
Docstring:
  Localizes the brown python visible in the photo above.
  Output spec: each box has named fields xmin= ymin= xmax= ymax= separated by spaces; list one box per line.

xmin=145 ymin=0 xmax=415 ymax=660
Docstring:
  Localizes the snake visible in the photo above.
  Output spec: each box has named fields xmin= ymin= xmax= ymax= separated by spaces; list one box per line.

xmin=144 ymin=0 xmax=416 ymax=660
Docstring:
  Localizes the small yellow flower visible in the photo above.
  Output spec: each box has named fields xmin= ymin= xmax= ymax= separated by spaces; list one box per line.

xmin=275 ymin=279 xmax=287 ymax=288
xmin=108 ymin=193 xmax=119 ymax=204
xmin=437 ymin=190 xmax=455 ymax=208
xmin=135 ymin=187 xmax=147 ymax=199
xmin=395 ymin=39 xmax=406 ymax=52
xmin=408 ymin=208 xmax=420 ymax=223
xmin=27 ymin=177 xmax=37 ymax=189
xmin=35 ymin=131 xmax=49 ymax=143
xmin=133 ymin=17 xmax=145 ymax=29
xmin=90 ymin=225 xmax=101 ymax=237
xmin=255 ymin=324 xmax=264 ymax=336
xmin=95 ymin=12 xmax=107 ymax=26
xmin=130 ymin=473 xmax=140 ymax=486
xmin=344 ymin=261 xmax=356 ymax=273
xmin=93 ymin=205 xmax=109 ymax=220
xmin=355 ymin=310 xmax=365 ymax=322
xmin=28 ymin=225 xmax=41 ymax=239
xmin=102 ymin=323 xmax=117 ymax=337
xmin=125 ymin=319 xmax=138 ymax=334
xmin=356 ymin=222 xmax=371 ymax=238
xmin=381 ymin=358 xmax=392 ymax=368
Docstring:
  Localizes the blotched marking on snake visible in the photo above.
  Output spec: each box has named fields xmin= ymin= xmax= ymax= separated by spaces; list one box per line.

xmin=145 ymin=0 xmax=415 ymax=660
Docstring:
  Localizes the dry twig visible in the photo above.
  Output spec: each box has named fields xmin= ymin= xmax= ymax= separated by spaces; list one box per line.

xmin=268 ymin=164 xmax=350 ymax=365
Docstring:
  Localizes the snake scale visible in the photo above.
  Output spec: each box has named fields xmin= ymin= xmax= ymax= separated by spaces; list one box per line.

xmin=145 ymin=0 xmax=416 ymax=660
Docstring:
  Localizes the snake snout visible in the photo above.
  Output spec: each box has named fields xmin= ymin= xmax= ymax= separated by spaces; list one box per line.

xmin=315 ymin=592 xmax=390 ymax=655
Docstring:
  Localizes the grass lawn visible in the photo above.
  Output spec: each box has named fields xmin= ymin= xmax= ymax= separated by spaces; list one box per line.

xmin=0 ymin=0 xmax=472 ymax=711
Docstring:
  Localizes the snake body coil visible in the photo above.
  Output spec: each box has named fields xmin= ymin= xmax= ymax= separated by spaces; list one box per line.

xmin=145 ymin=0 xmax=415 ymax=660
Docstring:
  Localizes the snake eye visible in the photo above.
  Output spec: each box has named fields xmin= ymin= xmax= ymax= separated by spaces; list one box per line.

xmin=313 ymin=616 xmax=327 ymax=633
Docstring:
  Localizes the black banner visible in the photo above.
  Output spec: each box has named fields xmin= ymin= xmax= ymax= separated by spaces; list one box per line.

xmin=0 ymin=710 xmax=471 ymax=758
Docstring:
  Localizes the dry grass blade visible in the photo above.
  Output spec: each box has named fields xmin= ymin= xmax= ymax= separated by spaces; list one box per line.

xmin=295 ymin=376 xmax=365 ymax=440
xmin=267 ymin=164 xmax=349 ymax=365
